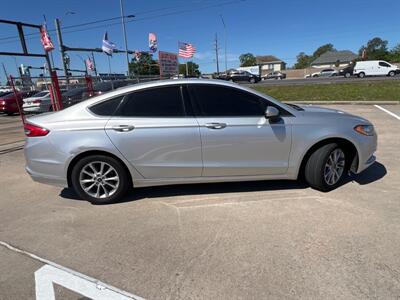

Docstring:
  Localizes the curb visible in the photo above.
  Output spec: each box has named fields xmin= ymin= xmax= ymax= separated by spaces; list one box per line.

xmin=285 ymin=101 xmax=400 ymax=105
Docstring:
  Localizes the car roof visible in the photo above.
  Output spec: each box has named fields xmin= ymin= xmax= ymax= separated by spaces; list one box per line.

xmin=70 ymin=79 xmax=297 ymax=114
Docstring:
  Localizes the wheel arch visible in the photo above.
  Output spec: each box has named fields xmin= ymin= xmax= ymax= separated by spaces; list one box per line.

xmin=67 ymin=150 xmax=133 ymax=188
xmin=297 ymin=137 xmax=359 ymax=180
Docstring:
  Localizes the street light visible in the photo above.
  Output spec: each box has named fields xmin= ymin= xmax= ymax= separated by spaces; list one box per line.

xmin=119 ymin=0 xmax=135 ymax=77
xmin=220 ymin=14 xmax=228 ymax=73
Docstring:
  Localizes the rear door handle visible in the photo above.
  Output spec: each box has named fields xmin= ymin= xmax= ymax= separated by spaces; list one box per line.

xmin=205 ymin=122 xmax=227 ymax=129
xmin=112 ymin=125 xmax=135 ymax=132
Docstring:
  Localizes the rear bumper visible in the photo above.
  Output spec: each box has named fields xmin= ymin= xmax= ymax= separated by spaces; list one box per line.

xmin=26 ymin=165 xmax=68 ymax=187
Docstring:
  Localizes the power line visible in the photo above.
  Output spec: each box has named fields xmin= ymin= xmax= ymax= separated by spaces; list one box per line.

xmin=0 ymin=0 xmax=244 ymax=42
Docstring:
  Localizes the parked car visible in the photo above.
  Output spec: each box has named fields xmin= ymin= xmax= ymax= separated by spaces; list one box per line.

xmin=23 ymin=90 xmax=68 ymax=113
xmin=0 ymin=91 xmax=37 ymax=115
xmin=62 ymin=87 xmax=88 ymax=108
xmin=25 ymin=79 xmax=377 ymax=204
xmin=353 ymin=60 xmax=399 ymax=78
xmin=262 ymin=71 xmax=287 ymax=80
xmin=339 ymin=65 xmax=354 ymax=78
xmin=219 ymin=70 xmax=261 ymax=83
xmin=308 ymin=68 xmax=338 ymax=78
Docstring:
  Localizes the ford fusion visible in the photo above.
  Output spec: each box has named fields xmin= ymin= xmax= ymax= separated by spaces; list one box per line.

xmin=24 ymin=79 xmax=377 ymax=204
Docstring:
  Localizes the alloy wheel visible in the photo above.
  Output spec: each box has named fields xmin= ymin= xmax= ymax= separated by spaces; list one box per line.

xmin=79 ymin=161 xmax=120 ymax=199
xmin=323 ymin=149 xmax=345 ymax=186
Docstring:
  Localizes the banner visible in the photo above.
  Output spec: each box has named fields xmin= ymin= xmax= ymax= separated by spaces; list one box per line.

xmin=149 ymin=33 xmax=157 ymax=53
xmin=158 ymin=51 xmax=178 ymax=78
xmin=40 ymin=25 xmax=54 ymax=52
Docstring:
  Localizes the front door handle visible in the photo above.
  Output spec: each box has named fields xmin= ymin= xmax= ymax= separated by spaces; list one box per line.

xmin=205 ymin=122 xmax=227 ymax=129
xmin=112 ymin=125 xmax=135 ymax=132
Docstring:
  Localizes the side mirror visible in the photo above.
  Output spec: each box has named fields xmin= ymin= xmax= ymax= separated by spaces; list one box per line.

xmin=265 ymin=106 xmax=280 ymax=119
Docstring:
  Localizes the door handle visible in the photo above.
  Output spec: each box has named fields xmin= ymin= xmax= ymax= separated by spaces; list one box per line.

xmin=112 ymin=125 xmax=135 ymax=132
xmin=205 ymin=122 xmax=227 ymax=129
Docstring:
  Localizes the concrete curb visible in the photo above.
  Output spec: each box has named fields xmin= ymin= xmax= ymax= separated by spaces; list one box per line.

xmin=285 ymin=101 xmax=400 ymax=105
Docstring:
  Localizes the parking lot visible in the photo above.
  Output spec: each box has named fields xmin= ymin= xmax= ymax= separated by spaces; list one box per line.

xmin=0 ymin=104 xmax=399 ymax=299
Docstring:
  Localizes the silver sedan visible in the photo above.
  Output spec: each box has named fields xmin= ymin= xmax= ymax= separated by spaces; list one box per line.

xmin=24 ymin=79 xmax=377 ymax=204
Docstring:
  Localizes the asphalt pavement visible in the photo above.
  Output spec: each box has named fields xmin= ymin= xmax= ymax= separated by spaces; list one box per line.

xmin=0 ymin=105 xmax=400 ymax=299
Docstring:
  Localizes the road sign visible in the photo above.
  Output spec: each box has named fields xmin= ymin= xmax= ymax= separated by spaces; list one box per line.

xmin=158 ymin=51 xmax=178 ymax=78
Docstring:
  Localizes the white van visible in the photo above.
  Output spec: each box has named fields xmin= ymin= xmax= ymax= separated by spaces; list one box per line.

xmin=353 ymin=60 xmax=398 ymax=78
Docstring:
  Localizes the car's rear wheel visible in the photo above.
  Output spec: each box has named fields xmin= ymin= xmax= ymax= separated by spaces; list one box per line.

xmin=71 ymin=155 xmax=130 ymax=204
xmin=304 ymin=143 xmax=347 ymax=192
xmin=389 ymin=71 xmax=395 ymax=77
xmin=345 ymin=72 xmax=351 ymax=78
xmin=358 ymin=72 xmax=365 ymax=78
xmin=249 ymin=77 xmax=256 ymax=84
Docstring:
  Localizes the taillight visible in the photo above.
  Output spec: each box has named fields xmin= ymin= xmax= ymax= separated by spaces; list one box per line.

xmin=24 ymin=123 xmax=49 ymax=137
xmin=32 ymin=99 xmax=42 ymax=104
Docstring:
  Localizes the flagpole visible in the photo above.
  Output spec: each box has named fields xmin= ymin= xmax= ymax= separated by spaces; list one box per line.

xmin=186 ymin=60 xmax=188 ymax=77
xmin=107 ymin=55 xmax=114 ymax=89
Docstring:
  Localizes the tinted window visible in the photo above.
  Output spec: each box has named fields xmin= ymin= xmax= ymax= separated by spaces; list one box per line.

xmin=379 ymin=62 xmax=390 ymax=67
xmin=190 ymin=85 xmax=266 ymax=117
xmin=89 ymin=96 xmax=124 ymax=116
xmin=117 ymin=86 xmax=185 ymax=117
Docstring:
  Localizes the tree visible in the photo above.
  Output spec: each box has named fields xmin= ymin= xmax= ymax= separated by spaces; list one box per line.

xmin=313 ymin=43 xmax=336 ymax=58
xmin=179 ymin=61 xmax=200 ymax=76
xmin=294 ymin=52 xmax=313 ymax=69
xmin=239 ymin=53 xmax=257 ymax=67
xmin=359 ymin=37 xmax=389 ymax=60
xmin=388 ymin=43 xmax=400 ymax=62
xmin=129 ymin=52 xmax=159 ymax=75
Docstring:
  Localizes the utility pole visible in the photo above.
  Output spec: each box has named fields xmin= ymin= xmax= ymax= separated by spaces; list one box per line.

xmin=214 ymin=33 xmax=220 ymax=74
xmin=220 ymin=15 xmax=228 ymax=73
xmin=55 ymin=18 xmax=69 ymax=85
xmin=119 ymin=0 xmax=131 ymax=77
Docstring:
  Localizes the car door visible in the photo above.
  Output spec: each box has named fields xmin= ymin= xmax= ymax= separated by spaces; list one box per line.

xmin=188 ymin=84 xmax=292 ymax=177
xmin=105 ymin=85 xmax=202 ymax=179
xmin=378 ymin=61 xmax=390 ymax=75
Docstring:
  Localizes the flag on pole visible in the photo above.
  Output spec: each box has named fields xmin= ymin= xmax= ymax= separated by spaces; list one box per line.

xmin=86 ymin=58 xmax=94 ymax=71
xmin=178 ymin=42 xmax=196 ymax=58
xmin=40 ymin=25 xmax=54 ymax=52
xmin=149 ymin=33 xmax=157 ymax=53
xmin=102 ymin=32 xmax=116 ymax=56
xmin=361 ymin=49 xmax=367 ymax=60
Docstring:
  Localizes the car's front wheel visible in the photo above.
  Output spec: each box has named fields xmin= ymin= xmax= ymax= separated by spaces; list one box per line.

xmin=304 ymin=143 xmax=347 ymax=191
xmin=388 ymin=71 xmax=395 ymax=77
xmin=249 ymin=77 xmax=256 ymax=84
xmin=71 ymin=155 xmax=130 ymax=204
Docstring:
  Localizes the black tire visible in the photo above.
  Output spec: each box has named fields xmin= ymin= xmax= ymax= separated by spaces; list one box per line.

xmin=345 ymin=72 xmax=351 ymax=78
xmin=6 ymin=112 xmax=14 ymax=116
xmin=304 ymin=143 xmax=347 ymax=192
xmin=358 ymin=72 xmax=365 ymax=78
xmin=389 ymin=71 xmax=395 ymax=77
xmin=249 ymin=77 xmax=256 ymax=84
xmin=71 ymin=155 xmax=130 ymax=204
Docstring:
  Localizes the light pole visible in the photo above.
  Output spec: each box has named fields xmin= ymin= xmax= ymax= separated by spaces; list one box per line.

xmin=220 ymin=14 xmax=228 ymax=73
xmin=119 ymin=0 xmax=135 ymax=77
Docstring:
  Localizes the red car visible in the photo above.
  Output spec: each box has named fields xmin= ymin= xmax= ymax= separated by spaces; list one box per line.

xmin=0 ymin=91 xmax=36 ymax=115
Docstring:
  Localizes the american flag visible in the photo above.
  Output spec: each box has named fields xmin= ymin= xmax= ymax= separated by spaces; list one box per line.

xmin=178 ymin=42 xmax=196 ymax=58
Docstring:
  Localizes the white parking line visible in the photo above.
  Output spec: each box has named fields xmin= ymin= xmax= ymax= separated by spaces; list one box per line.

xmin=374 ymin=105 xmax=400 ymax=120
xmin=0 ymin=240 xmax=144 ymax=300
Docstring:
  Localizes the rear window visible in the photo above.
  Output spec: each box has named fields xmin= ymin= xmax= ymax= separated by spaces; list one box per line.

xmin=89 ymin=96 xmax=124 ymax=116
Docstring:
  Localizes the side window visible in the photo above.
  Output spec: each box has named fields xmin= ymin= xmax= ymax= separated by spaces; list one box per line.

xmin=89 ymin=96 xmax=124 ymax=116
xmin=190 ymin=85 xmax=266 ymax=117
xmin=117 ymin=86 xmax=185 ymax=117
xmin=379 ymin=62 xmax=390 ymax=67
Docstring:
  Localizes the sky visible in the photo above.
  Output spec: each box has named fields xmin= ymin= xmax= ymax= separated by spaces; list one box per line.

xmin=0 ymin=0 xmax=400 ymax=82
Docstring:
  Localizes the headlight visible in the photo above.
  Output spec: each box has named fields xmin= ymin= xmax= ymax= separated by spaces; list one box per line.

xmin=354 ymin=125 xmax=375 ymax=136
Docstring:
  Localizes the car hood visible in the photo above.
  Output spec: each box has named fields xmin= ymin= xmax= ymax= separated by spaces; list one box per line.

xmin=298 ymin=104 xmax=371 ymax=124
